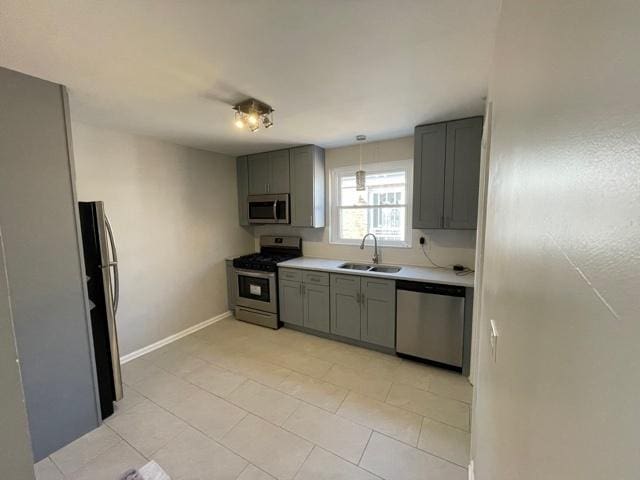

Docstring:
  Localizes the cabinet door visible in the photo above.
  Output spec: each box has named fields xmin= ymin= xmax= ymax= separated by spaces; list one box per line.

xmin=330 ymin=274 xmax=361 ymax=340
xmin=443 ymin=117 xmax=483 ymax=229
xmin=290 ymin=146 xmax=325 ymax=227
xmin=360 ymin=278 xmax=396 ymax=348
xmin=247 ymin=152 xmax=269 ymax=195
xmin=290 ymin=146 xmax=314 ymax=227
xmin=268 ymin=149 xmax=290 ymax=194
xmin=226 ymin=260 xmax=236 ymax=310
xmin=236 ymin=156 xmax=249 ymax=226
xmin=412 ymin=123 xmax=446 ymax=229
xmin=303 ymin=283 xmax=330 ymax=333
xmin=279 ymin=280 xmax=304 ymax=326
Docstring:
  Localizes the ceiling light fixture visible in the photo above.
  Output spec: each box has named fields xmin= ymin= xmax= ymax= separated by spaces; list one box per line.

xmin=233 ymin=98 xmax=274 ymax=133
xmin=356 ymin=135 xmax=367 ymax=191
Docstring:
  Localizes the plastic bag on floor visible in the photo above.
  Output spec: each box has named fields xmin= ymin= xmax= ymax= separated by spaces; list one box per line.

xmin=120 ymin=461 xmax=171 ymax=480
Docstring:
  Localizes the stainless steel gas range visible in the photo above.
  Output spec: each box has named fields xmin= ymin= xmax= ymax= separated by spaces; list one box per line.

xmin=232 ymin=236 xmax=302 ymax=329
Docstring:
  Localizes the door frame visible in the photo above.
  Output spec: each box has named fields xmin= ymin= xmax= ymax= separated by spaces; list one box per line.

xmin=469 ymin=100 xmax=493 ymax=386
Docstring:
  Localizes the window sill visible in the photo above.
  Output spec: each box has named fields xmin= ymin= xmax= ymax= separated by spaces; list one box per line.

xmin=329 ymin=240 xmax=413 ymax=249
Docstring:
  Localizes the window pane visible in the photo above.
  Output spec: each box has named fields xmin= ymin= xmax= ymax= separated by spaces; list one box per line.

xmin=338 ymin=206 xmax=406 ymax=242
xmin=339 ymin=170 xmax=406 ymax=207
xmin=339 ymin=207 xmax=369 ymax=240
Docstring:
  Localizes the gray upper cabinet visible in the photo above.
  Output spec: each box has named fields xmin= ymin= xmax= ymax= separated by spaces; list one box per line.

xmin=330 ymin=274 xmax=361 ymax=340
xmin=236 ymin=156 xmax=249 ymax=226
xmin=444 ymin=117 xmax=483 ymax=229
xmin=303 ymin=283 xmax=330 ymax=333
xmin=279 ymin=279 xmax=304 ymax=326
xmin=268 ymin=149 xmax=291 ymax=194
xmin=290 ymin=145 xmax=325 ymax=228
xmin=413 ymin=123 xmax=447 ymax=229
xmin=360 ymin=277 xmax=396 ymax=348
xmin=247 ymin=149 xmax=290 ymax=195
xmin=412 ymin=116 xmax=483 ymax=230
xmin=247 ymin=152 xmax=270 ymax=195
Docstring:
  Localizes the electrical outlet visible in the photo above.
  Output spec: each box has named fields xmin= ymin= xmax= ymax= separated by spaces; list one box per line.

xmin=489 ymin=319 xmax=498 ymax=362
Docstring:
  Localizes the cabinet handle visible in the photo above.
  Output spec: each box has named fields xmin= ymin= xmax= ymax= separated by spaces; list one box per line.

xmin=309 ymin=215 xmax=313 ymax=226
xmin=299 ymin=283 xmax=303 ymax=295
xmin=302 ymin=284 xmax=306 ymax=295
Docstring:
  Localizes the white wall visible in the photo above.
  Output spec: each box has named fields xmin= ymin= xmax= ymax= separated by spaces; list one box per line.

xmin=72 ymin=122 xmax=254 ymax=355
xmin=255 ymin=136 xmax=476 ymax=268
xmin=472 ymin=1 xmax=640 ymax=479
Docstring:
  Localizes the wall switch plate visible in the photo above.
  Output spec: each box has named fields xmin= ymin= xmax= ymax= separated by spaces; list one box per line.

xmin=489 ymin=319 xmax=498 ymax=362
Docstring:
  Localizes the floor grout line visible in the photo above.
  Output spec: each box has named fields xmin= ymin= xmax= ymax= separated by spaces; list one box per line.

xmin=356 ymin=430 xmax=374 ymax=466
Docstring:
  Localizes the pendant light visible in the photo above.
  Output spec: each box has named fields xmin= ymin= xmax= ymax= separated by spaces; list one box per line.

xmin=356 ymin=135 xmax=367 ymax=191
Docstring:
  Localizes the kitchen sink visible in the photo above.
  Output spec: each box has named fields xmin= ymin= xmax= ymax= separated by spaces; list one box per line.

xmin=338 ymin=263 xmax=402 ymax=273
xmin=369 ymin=265 xmax=402 ymax=273
xmin=338 ymin=263 xmax=373 ymax=271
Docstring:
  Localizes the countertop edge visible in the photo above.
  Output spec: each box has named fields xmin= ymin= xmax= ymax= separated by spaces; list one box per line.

xmin=277 ymin=257 xmax=475 ymax=288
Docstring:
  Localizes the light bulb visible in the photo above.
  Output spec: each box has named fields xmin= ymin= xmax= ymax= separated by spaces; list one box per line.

xmin=248 ymin=113 xmax=258 ymax=125
xmin=235 ymin=118 xmax=245 ymax=129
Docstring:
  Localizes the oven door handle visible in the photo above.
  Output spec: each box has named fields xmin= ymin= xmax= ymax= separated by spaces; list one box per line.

xmin=272 ymin=200 xmax=278 ymax=221
xmin=235 ymin=269 xmax=276 ymax=279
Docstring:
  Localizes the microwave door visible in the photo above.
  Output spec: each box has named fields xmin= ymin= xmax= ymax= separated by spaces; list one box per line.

xmin=248 ymin=194 xmax=290 ymax=224
xmin=249 ymin=200 xmax=277 ymax=223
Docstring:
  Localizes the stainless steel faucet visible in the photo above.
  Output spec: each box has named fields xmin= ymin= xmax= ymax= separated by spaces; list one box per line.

xmin=360 ymin=233 xmax=379 ymax=264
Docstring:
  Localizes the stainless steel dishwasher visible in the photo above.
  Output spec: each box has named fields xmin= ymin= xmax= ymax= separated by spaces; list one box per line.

xmin=396 ymin=280 xmax=465 ymax=368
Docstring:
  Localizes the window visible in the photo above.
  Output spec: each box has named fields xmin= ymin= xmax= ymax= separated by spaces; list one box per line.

xmin=330 ymin=160 xmax=412 ymax=247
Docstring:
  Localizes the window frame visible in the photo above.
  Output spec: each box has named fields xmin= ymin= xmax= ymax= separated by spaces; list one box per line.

xmin=329 ymin=159 xmax=413 ymax=248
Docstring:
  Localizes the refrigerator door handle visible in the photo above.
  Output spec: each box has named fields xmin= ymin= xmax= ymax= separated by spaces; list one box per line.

xmin=104 ymin=215 xmax=119 ymax=314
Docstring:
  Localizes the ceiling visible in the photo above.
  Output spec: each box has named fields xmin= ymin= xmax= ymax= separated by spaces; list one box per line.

xmin=0 ymin=0 xmax=500 ymax=156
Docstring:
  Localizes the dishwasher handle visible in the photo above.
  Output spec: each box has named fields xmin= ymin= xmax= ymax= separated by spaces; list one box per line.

xmin=396 ymin=280 xmax=465 ymax=297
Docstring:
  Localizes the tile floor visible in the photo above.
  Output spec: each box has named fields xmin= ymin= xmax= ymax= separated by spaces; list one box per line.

xmin=35 ymin=316 xmax=472 ymax=480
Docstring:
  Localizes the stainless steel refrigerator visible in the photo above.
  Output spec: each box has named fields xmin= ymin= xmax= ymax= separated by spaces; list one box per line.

xmin=78 ymin=201 xmax=123 ymax=419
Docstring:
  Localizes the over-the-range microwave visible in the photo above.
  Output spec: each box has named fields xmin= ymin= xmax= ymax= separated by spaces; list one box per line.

xmin=248 ymin=194 xmax=290 ymax=224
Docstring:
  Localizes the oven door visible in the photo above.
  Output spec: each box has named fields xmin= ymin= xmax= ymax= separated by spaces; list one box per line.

xmin=248 ymin=194 xmax=289 ymax=224
xmin=235 ymin=269 xmax=277 ymax=313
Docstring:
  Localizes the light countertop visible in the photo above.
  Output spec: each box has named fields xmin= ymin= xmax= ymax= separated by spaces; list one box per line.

xmin=277 ymin=257 xmax=475 ymax=288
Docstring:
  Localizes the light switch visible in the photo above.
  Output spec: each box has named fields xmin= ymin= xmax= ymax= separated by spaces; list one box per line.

xmin=489 ymin=319 xmax=498 ymax=362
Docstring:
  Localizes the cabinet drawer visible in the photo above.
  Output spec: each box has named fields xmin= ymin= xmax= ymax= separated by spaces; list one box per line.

xmin=279 ymin=268 xmax=302 ymax=282
xmin=303 ymin=271 xmax=329 ymax=286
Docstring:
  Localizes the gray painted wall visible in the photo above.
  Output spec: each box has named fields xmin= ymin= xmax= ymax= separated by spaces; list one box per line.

xmin=0 ymin=229 xmax=35 ymax=479
xmin=0 ymin=67 xmax=99 ymax=461
xmin=72 ymin=122 xmax=255 ymax=355
xmin=472 ymin=1 xmax=640 ymax=479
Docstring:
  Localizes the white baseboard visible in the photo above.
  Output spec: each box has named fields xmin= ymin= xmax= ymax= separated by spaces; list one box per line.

xmin=120 ymin=310 xmax=232 ymax=364
xmin=468 ymin=460 xmax=475 ymax=480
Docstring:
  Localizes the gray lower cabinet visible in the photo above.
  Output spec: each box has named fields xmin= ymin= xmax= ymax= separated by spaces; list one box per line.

xmin=226 ymin=259 xmax=237 ymax=310
xmin=360 ymin=277 xmax=396 ymax=348
xmin=280 ymin=269 xmax=396 ymax=349
xmin=412 ymin=116 xmax=483 ymax=229
xmin=330 ymin=274 xmax=362 ymax=340
xmin=279 ymin=279 xmax=304 ymax=326
xmin=330 ymin=273 xmax=396 ymax=348
xmin=303 ymin=283 xmax=330 ymax=333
